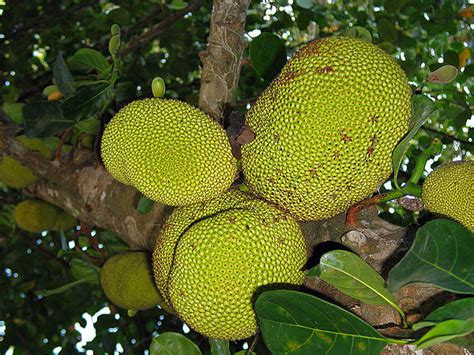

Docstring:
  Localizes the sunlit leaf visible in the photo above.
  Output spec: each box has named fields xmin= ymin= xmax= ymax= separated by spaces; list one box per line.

xmin=415 ymin=319 xmax=474 ymax=350
xmin=387 ymin=219 xmax=474 ymax=294
xmin=392 ymin=94 xmax=436 ymax=188
xmin=73 ymin=48 xmax=109 ymax=73
xmin=255 ymin=290 xmax=398 ymax=354
xmin=149 ymin=332 xmax=202 ymax=355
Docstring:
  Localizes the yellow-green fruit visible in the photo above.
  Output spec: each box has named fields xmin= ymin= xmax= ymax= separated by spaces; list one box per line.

xmin=422 ymin=160 xmax=474 ymax=231
xmin=241 ymin=36 xmax=412 ymax=221
xmin=100 ymin=252 xmax=167 ymax=311
xmin=13 ymin=200 xmax=58 ymax=233
xmin=101 ymin=98 xmax=237 ymax=206
xmin=52 ymin=211 xmax=77 ymax=231
xmin=0 ymin=136 xmax=52 ymax=189
xmin=153 ymin=190 xmax=307 ymax=340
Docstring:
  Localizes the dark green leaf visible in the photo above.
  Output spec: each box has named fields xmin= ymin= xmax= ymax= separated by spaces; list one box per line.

xmin=392 ymin=95 xmax=436 ymax=188
xmin=23 ymin=101 xmax=75 ymax=138
xmin=70 ymin=258 xmax=100 ymax=284
xmin=377 ymin=18 xmax=399 ymax=43
xmin=306 ymin=265 xmax=321 ymax=277
xmin=53 ymin=52 xmax=76 ymax=97
xmin=61 ymin=83 xmax=111 ymax=121
xmin=415 ymin=319 xmax=474 ymax=349
xmin=233 ymin=351 xmax=256 ymax=355
xmin=73 ymin=48 xmax=109 ymax=73
xmin=413 ymin=298 xmax=474 ymax=330
xmin=209 ymin=338 xmax=230 ymax=355
xmin=387 ymin=219 xmax=474 ymax=294
xmin=249 ymin=33 xmax=287 ymax=82
xmin=296 ymin=9 xmax=312 ymax=30
xmin=75 ymin=117 xmax=100 ymax=134
xmin=137 ymin=196 xmax=155 ymax=214
xmin=427 ymin=65 xmax=458 ymax=84
xmin=255 ymin=290 xmax=397 ymax=355
xmin=384 ymin=0 xmax=407 ymax=12
xmin=319 ymin=250 xmax=403 ymax=315
xmin=35 ymin=279 xmax=86 ymax=297
xmin=341 ymin=26 xmax=372 ymax=42
xmin=2 ymin=102 xmax=24 ymax=124
xmin=149 ymin=333 xmax=202 ymax=355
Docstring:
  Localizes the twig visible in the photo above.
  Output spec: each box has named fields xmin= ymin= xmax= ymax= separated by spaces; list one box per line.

xmin=120 ymin=0 xmax=204 ymax=57
xmin=422 ymin=126 xmax=473 ymax=146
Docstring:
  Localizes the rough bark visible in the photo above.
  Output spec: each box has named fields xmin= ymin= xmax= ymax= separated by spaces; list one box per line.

xmin=198 ymin=0 xmax=251 ymax=122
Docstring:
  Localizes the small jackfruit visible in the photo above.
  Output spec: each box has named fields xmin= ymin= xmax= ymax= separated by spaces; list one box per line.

xmin=100 ymin=252 xmax=168 ymax=312
xmin=52 ymin=211 xmax=77 ymax=231
xmin=422 ymin=160 xmax=474 ymax=231
xmin=0 ymin=136 xmax=53 ymax=189
xmin=101 ymin=98 xmax=237 ymax=206
xmin=13 ymin=200 xmax=58 ymax=233
xmin=153 ymin=190 xmax=307 ymax=340
xmin=241 ymin=36 xmax=412 ymax=221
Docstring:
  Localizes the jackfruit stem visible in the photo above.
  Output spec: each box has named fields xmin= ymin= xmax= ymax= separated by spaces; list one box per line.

xmin=408 ymin=139 xmax=442 ymax=185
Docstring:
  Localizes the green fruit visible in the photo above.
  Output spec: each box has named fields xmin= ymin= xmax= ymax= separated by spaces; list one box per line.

xmin=13 ymin=200 xmax=58 ymax=233
xmin=151 ymin=77 xmax=166 ymax=98
xmin=422 ymin=160 xmax=474 ymax=231
xmin=101 ymin=98 xmax=237 ymax=206
xmin=241 ymin=36 xmax=412 ymax=221
xmin=153 ymin=190 xmax=307 ymax=340
xmin=0 ymin=136 xmax=52 ymax=189
xmin=100 ymin=252 xmax=168 ymax=312
xmin=52 ymin=211 xmax=77 ymax=231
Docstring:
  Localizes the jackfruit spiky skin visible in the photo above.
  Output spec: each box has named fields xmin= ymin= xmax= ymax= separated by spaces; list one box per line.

xmin=13 ymin=200 xmax=58 ymax=233
xmin=422 ymin=160 xmax=474 ymax=231
xmin=241 ymin=36 xmax=412 ymax=221
xmin=0 ymin=136 xmax=52 ymax=189
xmin=100 ymin=252 xmax=167 ymax=311
xmin=101 ymin=98 xmax=237 ymax=206
xmin=153 ymin=190 xmax=307 ymax=340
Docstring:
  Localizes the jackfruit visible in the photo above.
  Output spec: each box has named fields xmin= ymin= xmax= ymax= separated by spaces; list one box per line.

xmin=153 ymin=190 xmax=307 ymax=340
xmin=101 ymin=98 xmax=237 ymax=206
xmin=422 ymin=160 xmax=474 ymax=231
xmin=52 ymin=211 xmax=77 ymax=231
xmin=241 ymin=36 xmax=412 ymax=221
xmin=13 ymin=200 xmax=58 ymax=233
xmin=0 ymin=136 xmax=52 ymax=189
xmin=100 ymin=252 xmax=168 ymax=312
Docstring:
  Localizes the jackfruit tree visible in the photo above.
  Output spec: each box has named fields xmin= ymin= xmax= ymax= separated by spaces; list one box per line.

xmin=0 ymin=0 xmax=473 ymax=354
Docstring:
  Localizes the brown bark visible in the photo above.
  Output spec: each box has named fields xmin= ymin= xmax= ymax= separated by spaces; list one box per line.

xmin=198 ymin=0 xmax=251 ymax=122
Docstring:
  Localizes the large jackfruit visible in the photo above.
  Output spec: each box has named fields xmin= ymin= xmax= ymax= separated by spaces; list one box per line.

xmin=241 ymin=36 xmax=412 ymax=221
xmin=100 ymin=98 xmax=237 ymax=206
xmin=100 ymin=252 xmax=169 ymax=312
xmin=422 ymin=160 xmax=474 ymax=231
xmin=153 ymin=190 xmax=307 ymax=340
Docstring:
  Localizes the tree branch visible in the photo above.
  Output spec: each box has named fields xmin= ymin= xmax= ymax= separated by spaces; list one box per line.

xmin=422 ymin=126 xmax=473 ymax=146
xmin=198 ymin=0 xmax=251 ymax=122
xmin=120 ymin=0 xmax=204 ymax=57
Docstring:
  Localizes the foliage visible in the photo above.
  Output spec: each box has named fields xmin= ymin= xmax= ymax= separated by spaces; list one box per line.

xmin=0 ymin=0 xmax=473 ymax=353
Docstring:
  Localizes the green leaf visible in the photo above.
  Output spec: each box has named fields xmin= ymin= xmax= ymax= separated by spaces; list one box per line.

xmin=75 ymin=117 xmax=100 ymax=134
xmin=341 ymin=26 xmax=372 ymax=42
xmin=387 ymin=219 xmax=474 ymax=294
xmin=209 ymin=338 xmax=230 ymax=355
xmin=23 ymin=101 xmax=75 ymax=138
xmin=415 ymin=319 xmax=474 ymax=350
xmin=413 ymin=298 xmax=474 ymax=330
xmin=2 ymin=102 xmax=24 ymax=124
xmin=319 ymin=250 xmax=403 ymax=316
xmin=392 ymin=95 xmax=436 ymax=188
xmin=296 ymin=0 xmax=313 ymax=9
xmin=53 ymin=52 xmax=76 ymax=97
xmin=137 ymin=196 xmax=155 ymax=214
xmin=306 ymin=265 xmax=321 ymax=277
xmin=255 ymin=290 xmax=397 ymax=355
xmin=377 ymin=18 xmax=398 ymax=43
xmin=233 ymin=351 xmax=256 ymax=355
xmin=78 ymin=236 xmax=89 ymax=248
xmin=70 ymin=258 xmax=100 ymax=284
xmin=61 ymin=83 xmax=111 ymax=122
xmin=384 ymin=0 xmax=407 ymax=12
xmin=149 ymin=333 xmax=202 ymax=355
xmin=73 ymin=48 xmax=109 ymax=73
xmin=249 ymin=32 xmax=287 ymax=82
xmin=427 ymin=65 xmax=458 ymax=84
xmin=35 ymin=279 xmax=86 ymax=297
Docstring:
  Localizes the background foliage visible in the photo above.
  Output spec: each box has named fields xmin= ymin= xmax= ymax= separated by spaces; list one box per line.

xmin=0 ymin=0 xmax=473 ymax=353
